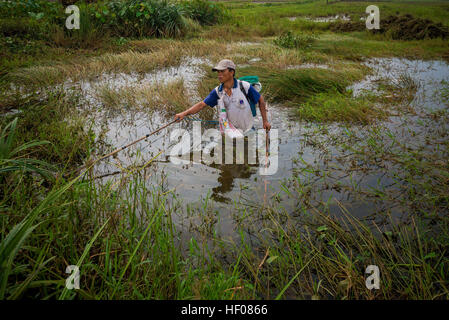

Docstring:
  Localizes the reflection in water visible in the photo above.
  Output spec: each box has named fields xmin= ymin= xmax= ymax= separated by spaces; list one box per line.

xmin=212 ymin=164 xmax=254 ymax=202
xmin=209 ymin=138 xmax=262 ymax=203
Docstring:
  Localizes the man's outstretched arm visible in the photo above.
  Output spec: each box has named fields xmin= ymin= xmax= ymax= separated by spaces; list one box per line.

xmin=174 ymin=101 xmax=207 ymax=121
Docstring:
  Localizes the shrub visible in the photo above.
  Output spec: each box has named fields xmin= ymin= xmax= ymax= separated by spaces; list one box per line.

xmin=181 ymin=0 xmax=226 ymax=26
xmin=0 ymin=18 xmax=43 ymax=38
xmin=0 ymin=1 xmax=65 ymax=42
xmin=89 ymin=0 xmax=187 ymax=38
xmin=47 ymin=2 xmax=106 ymax=49
xmin=273 ymin=31 xmax=317 ymax=49
xmin=0 ymin=0 xmax=225 ymax=43
xmin=0 ymin=0 xmax=62 ymax=21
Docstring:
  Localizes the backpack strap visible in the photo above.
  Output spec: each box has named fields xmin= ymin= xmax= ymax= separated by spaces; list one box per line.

xmin=239 ymin=80 xmax=257 ymax=117
xmin=239 ymin=80 xmax=250 ymax=104
xmin=214 ymin=85 xmax=225 ymax=114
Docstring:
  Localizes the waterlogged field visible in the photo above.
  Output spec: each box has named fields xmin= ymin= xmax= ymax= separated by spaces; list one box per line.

xmin=0 ymin=0 xmax=448 ymax=300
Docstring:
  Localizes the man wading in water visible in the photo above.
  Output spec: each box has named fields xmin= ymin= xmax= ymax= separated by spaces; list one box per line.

xmin=174 ymin=59 xmax=271 ymax=133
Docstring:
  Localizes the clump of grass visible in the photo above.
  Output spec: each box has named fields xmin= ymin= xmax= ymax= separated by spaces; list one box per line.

xmin=297 ymin=90 xmax=387 ymax=124
xmin=147 ymin=79 xmax=193 ymax=113
xmin=259 ymin=68 xmax=357 ymax=103
xmin=181 ymin=0 xmax=227 ymax=26
xmin=294 ymin=70 xmax=418 ymax=123
xmin=441 ymin=80 xmax=449 ymax=103
xmin=378 ymin=72 xmax=419 ymax=113
xmin=95 ymin=79 xmax=193 ymax=113
xmin=0 ymin=18 xmax=43 ymax=38
xmin=274 ymin=31 xmax=317 ymax=49
xmin=46 ymin=3 xmax=107 ymax=50
xmin=1 ymin=89 xmax=92 ymax=169
xmin=95 ymin=83 xmax=139 ymax=110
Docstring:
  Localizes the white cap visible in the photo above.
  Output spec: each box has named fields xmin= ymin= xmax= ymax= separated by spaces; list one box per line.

xmin=212 ymin=59 xmax=236 ymax=71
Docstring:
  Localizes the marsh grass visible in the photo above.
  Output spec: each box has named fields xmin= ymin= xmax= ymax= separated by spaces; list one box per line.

xmin=266 ymin=206 xmax=449 ymax=299
xmin=231 ymin=114 xmax=449 ymax=299
xmin=297 ymin=90 xmax=387 ymax=124
xmin=8 ymin=48 xmax=184 ymax=88
xmin=0 ymin=89 xmax=92 ymax=169
xmin=377 ymin=73 xmax=419 ymax=113
xmin=0 ymin=118 xmax=55 ymax=184
xmin=7 ymin=39 xmax=232 ymax=89
xmin=149 ymin=80 xmax=194 ymax=113
xmin=1 ymin=164 xmax=252 ymax=299
xmin=95 ymin=83 xmax=140 ymax=110
xmin=341 ymin=121 xmax=449 ymax=217
xmin=255 ymin=67 xmax=363 ymax=103
xmin=95 ymin=79 xmax=193 ymax=113
xmin=441 ymin=80 xmax=449 ymax=103
xmin=264 ymin=69 xmax=346 ymax=101
xmin=274 ymin=31 xmax=317 ymax=49
xmin=296 ymin=71 xmax=420 ymax=123
xmin=1 ymin=0 xmax=449 ymax=301
xmin=3 ymin=180 xmax=447 ymax=299
xmin=311 ymin=32 xmax=449 ymax=61
xmin=1 ymin=74 xmax=448 ymax=299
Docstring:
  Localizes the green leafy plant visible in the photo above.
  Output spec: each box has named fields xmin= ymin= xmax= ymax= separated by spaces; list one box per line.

xmin=28 ymin=11 xmax=44 ymax=21
xmin=274 ymin=31 xmax=317 ymax=49
xmin=90 ymin=0 xmax=187 ymax=38
xmin=0 ymin=0 xmax=61 ymax=21
xmin=181 ymin=0 xmax=226 ymax=26
xmin=0 ymin=172 xmax=83 ymax=299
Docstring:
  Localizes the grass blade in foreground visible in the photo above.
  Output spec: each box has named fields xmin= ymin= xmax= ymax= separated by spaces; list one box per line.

xmin=275 ymin=252 xmax=318 ymax=300
xmin=110 ymin=204 xmax=164 ymax=299
xmin=59 ymin=217 xmax=110 ymax=300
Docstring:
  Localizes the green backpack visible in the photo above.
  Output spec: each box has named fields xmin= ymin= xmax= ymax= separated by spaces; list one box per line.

xmin=238 ymin=76 xmax=262 ymax=117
